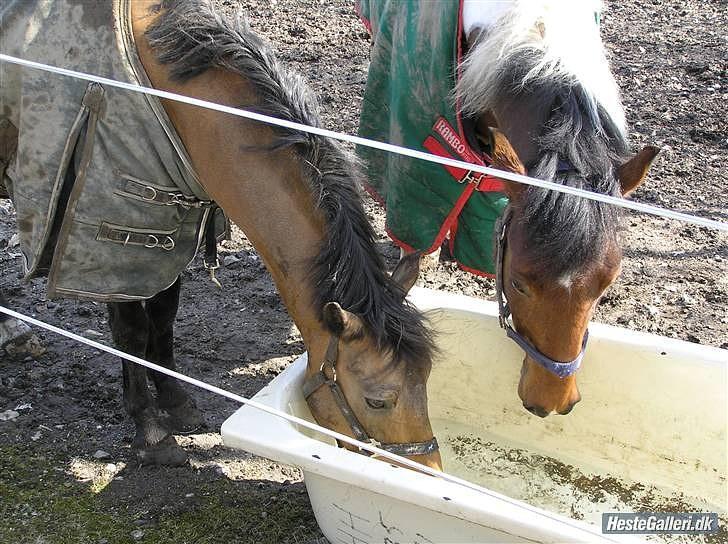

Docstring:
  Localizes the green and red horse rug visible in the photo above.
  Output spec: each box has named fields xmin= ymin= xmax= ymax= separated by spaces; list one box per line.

xmin=357 ymin=0 xmax=508 ymax=276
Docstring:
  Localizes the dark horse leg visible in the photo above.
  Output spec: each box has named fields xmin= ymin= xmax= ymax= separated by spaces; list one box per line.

xmin=108 ymin=283 xmax=187 ymax=466
xmin=144 ymin=277 xmax=204 ymax=433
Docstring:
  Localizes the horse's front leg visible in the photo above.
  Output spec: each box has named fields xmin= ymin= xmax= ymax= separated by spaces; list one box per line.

xmin=145 ymin=277 xmax=205 ymax=433
xmin=107 ymin=299 xmax=187 ymax=466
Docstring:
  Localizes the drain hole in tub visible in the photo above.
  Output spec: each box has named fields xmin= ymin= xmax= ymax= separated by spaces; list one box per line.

xmin=443 ymin=496 xmax=451 ymax=501
xmin=312 ymin=454 xmax=321 ymax=459
xmin=660 ymin=351 xmax=667 ymax=355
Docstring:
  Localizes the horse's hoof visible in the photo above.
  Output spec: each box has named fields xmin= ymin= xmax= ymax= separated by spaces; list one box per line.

xmin=135 ymin=435 xmax=188 ymax=467
xmin=161 ymin=398 xmax=206 ymax=435
xmin=1 ymin=320 xmax=45 ymax=358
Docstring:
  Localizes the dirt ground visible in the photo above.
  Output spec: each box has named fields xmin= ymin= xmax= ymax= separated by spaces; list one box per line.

xmin=0 ymin=1 xmax=725 ymax=543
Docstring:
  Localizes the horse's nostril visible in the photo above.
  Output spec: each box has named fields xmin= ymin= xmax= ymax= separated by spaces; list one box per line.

xmin=559 ymin=402 xmax=577 ymax=415
xmin=523 ymin=404 xmax=550 ymax=418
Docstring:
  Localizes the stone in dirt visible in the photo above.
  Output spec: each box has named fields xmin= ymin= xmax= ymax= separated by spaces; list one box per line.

xmin=93 ymin=449 xmax=111 ymax=460
xmin=223 ymin=254 xmax=241 ymax=267
xmin=0 ymin=410 xmax=19 ymax=421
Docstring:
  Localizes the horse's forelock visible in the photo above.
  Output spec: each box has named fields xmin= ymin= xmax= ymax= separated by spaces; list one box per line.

xmin=457 ymin=1 xmax=630 ymax=279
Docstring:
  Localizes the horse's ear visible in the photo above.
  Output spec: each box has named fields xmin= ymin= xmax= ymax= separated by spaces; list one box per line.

xmin=483 ymin=126 xmax=526 ymax=199
xmin=391 ymin=251 xmax=421 ymax=297
xmin=618 ymin=146 xmax=660 ymax=197
xmin=322 ymin=302 xmax=364 ymax=340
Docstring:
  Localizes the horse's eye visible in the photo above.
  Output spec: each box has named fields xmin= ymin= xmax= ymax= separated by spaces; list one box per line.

xmin=511 ymin=279 xmax=528 ymax=295
xmin=365 ymin=397 xmax=393 ymax=410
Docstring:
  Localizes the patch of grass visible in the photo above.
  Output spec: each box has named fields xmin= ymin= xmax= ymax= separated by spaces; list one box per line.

xmin=0 ymin=445 xmax=131 ymax=544
xmin=0 ymin=446 xmax=321 ymax=544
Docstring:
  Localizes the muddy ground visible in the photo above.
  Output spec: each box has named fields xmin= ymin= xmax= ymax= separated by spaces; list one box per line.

xmin=1 ymin=1 xmax=725 ymax=543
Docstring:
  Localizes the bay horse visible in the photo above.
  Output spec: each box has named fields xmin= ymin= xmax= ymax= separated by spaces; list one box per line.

xmin=358 ymin=1 xmax=658 ymax=417
xmin=0 ymin=0 xmax=441 ymax=469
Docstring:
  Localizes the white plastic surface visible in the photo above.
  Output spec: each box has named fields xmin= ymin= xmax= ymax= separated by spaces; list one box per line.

xmin=222 ymin=287 xmax=727 ymax=543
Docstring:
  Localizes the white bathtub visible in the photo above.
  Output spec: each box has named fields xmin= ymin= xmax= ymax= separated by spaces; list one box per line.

xmin=221 ymin=287 xmax=727 ymax=543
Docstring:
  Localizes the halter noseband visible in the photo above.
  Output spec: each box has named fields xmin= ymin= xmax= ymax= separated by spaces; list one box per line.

xmin=495 ymin=208 xmax=588 ymax=378
xmin=302 ymin=336 xmax=439 ymax=457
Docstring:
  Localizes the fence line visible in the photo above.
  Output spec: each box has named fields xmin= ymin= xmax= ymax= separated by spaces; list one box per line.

xmin=0 ymin=53 xmax=726 ymax=232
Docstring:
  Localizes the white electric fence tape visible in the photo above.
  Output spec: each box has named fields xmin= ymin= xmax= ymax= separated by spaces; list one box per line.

xmin=0 ymin=53 xmax=726 ymax=232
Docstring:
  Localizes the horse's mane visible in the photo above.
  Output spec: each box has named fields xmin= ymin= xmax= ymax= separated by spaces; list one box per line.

xmin=457 ymin=0 xmax=631 ymax=278
xmin=145 ymin=0 xmax=434 ymax=364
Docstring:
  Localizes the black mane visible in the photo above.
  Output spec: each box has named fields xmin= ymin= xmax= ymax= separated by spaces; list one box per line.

xmin=517 ymin=76 xmax=630 ymax=277
xmin=145 ymin=0 xmax=434 ymax=364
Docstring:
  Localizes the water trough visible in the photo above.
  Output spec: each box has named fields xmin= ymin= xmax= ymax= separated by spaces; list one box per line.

xmin=222 ymin=287 xmax=726 ymax=543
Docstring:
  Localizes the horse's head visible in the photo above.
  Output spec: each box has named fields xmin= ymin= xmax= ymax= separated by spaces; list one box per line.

xmin=304 ymin=253 xmax=441 ymax=469
xmin=486 ymin=127 xmax=658 ymax=416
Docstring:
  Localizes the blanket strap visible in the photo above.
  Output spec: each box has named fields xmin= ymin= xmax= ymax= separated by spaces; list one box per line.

xmin=425 ymin=117 xmax=504 ymax=192
xmin=119 ymin=177 xmax=214 ymax=209
xmin=97 ymin=223 xmax=176 ymax=251
xmin=203 ymin=205 xmax=222 ymax=288
xmin=423 ymin=136 xmax=503 ymax=192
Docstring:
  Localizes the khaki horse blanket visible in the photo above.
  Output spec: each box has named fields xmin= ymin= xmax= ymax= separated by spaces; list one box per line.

xmin=0 ymin=0 xmax=220 ymax=301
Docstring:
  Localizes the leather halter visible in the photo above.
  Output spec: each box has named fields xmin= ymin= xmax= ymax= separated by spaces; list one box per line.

xmin=494 ymin=208 xmax=588 ymax=378
xmin=302 ymin=336 xmax=439 ymax=457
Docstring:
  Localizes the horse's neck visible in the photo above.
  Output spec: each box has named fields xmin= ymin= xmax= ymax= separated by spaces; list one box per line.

xmin=132 ymin=3 xmax=327 ymax=350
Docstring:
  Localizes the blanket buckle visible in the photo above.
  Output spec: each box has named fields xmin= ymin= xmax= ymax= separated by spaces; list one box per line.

xmin=203 ymin=257 xmax=222 ymax=289
xmin=460 ymin=170 xmax=485 ymax=188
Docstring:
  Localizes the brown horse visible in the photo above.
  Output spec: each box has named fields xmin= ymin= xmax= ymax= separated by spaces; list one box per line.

xmin=459 ymin=3 xmax=659 ymax=417
xmin=2 ymin=0 xmax=441 ymax=469
xmin=358 ymin=1 xmax=658 ymax=417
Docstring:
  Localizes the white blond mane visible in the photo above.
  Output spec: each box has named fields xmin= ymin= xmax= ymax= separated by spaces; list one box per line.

xmin=458 ymin=0 xmax=626 ymax=137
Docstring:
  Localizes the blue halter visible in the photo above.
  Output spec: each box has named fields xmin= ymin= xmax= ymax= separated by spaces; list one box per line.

xmin=495 ymin=208 xmax=588 ymax=378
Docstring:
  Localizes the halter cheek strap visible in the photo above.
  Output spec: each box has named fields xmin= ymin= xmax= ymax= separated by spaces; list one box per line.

xmin=495 ymin=208 xmax=588 ymax=379
xmin=302 ymin=335 xmax=439 ymax=457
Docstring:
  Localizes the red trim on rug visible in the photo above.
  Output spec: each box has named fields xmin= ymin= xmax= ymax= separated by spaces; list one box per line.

xmin=367 ymin=179 xmax=474 ymax=258
xmin=455 ymin=261 xmax=495 ymax=278
xmin=362 ymin=181 xmax=386 ymax=207
xmin=439 ymin=182 xmax=476 ymax=246
xmin=355 ymin=1 xmax=372 ymax=34
xmin=477 ymin=176 xmax=506 ymax=192
xmin=385 ymin=227 xmax=417 ymax=253
xmin=366 ymin=183 xmax=445 ymax=256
